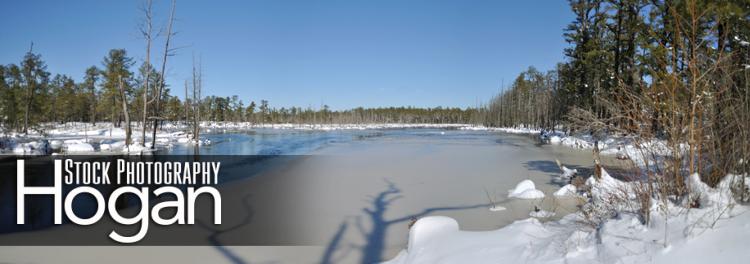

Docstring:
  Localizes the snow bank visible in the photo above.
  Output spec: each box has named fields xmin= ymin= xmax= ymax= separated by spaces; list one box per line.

xmin=585 ymin=168 xmax=634 ymax=203
xmin=12 ymin=140 xmax=51 ymax=155
xmin=65 ymin=142 xmax=94 ymax=152
xmin=407 ymin=216 xmax=460 ymax=253
xmin=553 ymin=184 xmax=578 ymax=197
xmin=529 ymin=209 xmax=555 ymax=218
xmin=49 ymin=140 xmax=63 ymax=150
xmin=387 ymin=170 xmax=750 ymax=264
xmin=386 ymin=217 xmax=555 ymax=264
xmin=99 ymin=140 xmax=125 ymax=151
xmin=385 ymin=204 xmax=750 ymax=264
xmin=560 ymin=165 xmax=577 ymax=179
xmin=537 ymin=129 xmax=678 ymax=168
xmin=1 ymin=122 xmax=191 ymax=155
xmin=508 ymin=180 xmax=545 ymax=199
xmin=62 ymin=139 xmax=94 ymax=153
xmin=122 ymin=144 xmax=152 ymax=154
xmin=460 ymin=125 xmax=541 ymax=134
xmin=685 ymin=173 xmax=739 ymax=208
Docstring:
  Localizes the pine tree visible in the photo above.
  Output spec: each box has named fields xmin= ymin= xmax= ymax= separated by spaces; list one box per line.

xmin=2 ymin=65 xmax=23 ymax=130
xmin=0 ymin=65 xmax=9 ymax=130
xmin=83 ymin=66 xmax=100 ymax=124
xmin=20 ymin=47 xmax=50 ymax=133
xmin=563 ymin=0 xmax=610 ymax=112
xmin=100 ymin=49 xmax=135 ymax=128
xmin=246 ymin=101 xmax=256 ymax=122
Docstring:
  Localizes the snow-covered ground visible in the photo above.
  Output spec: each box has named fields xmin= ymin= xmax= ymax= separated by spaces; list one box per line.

xmin=379 ymin=125 xmax=750 ymax=264
xmin=385 ymin=169 xmax=750 ymax=264
xmin=507 ymin=179 xmax=546 ymax=199
xmin=0 ymin=122 xmax=199 ymax=155
xmin=2 ymin=122 xmax=748 ymax=263
xmin=465 ymin=126 xmax=682 ymax=169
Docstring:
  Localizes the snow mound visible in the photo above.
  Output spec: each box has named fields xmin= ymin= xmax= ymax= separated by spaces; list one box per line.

xmin=560 ymin=166 xmax=577 ymax=179
xmin=529 ymin=210 xmax=555 ymax=218
xmin=508 ymin=180 xmax=545 ymax=199
xmin=407 ymin=216 xmax=460 ymax=253
xmin=385 ymin=203 xmax=750 ymax=264
xmin=65 ymin=142 xmax=94 ymax=152
xmin=685 ymin=173 xmax=736 ymax=208
xmin=585 ymin=168 xmax=632 ymax=202
xmin=554 ymin=184 xmax=578 ymax=197
xmin=122 ymin=144 xmax=155 ymax=154
xmin=555 ymin=159 xmax=577 ymax=179
xmin=99 ymin=140 xmax=125 ymax=151
xmin=13 ymin=141 xmax=50 ymax=155
xmin=49 ymin=140 xmax=63 ymax=150
xmin=197 ymin=138 xmax=212 ymax=145
xmin=718 ymin=174 xmax=750 ymax=202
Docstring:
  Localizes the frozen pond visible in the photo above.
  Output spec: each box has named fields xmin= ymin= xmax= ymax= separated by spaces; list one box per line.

xmin=160 ymin=128 xmax=547 ymax=156
xmin=155 ymin=128 xmax=604 ymax=263
xmin=1 ymin=128 xmax=608 ymax=264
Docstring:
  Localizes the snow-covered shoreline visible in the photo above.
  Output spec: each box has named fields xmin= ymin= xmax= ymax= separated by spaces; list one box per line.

xmin=0 ymin=122 xmax=679 ymax=170
xmin=0 ymin=122 xmax=195 ymax=155
xmin=2 ymin=122 xmax=747 ymax=263
xmin=385 ymin=168 xmax=750 ymax=264
xmin=0 ymin=122 xmax=539 ymax=155
xmin=0 ymin=122 xmax=659 ymax=158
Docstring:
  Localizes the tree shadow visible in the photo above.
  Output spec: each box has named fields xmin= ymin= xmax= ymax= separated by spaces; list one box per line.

xmin=321 ymin=180 xmax=490 ymax=264
xmin=320 ymin=221 xmax=354 ymax=264
xmin=523 ymin=160 xmax=563 ymax=174
xmin=196 ymin=193 xmax=255 ymax=264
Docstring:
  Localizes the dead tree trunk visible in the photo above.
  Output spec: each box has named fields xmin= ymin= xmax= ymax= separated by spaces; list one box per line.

xmin=140 ymin=0 xmax=153 ymax=147
xmin=191 ymin=56 xmax=202 ymax=143
xmin=184 ymin=80 xmax=189 ymax=127
xmin=150 ymin=0 xmax=176 ymax=149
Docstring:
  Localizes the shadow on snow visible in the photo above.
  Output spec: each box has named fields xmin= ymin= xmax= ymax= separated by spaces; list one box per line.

xmin=321 ymin=180 xmax=489 ymax=264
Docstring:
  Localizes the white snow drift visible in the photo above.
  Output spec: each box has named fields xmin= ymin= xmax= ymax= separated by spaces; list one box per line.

xmin=386 ymin=169 xmax=750 ymax=264
xmin=508 ymin=179 xmax=545 ymax=199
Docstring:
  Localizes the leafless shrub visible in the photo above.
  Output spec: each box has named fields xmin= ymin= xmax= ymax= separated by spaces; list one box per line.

xmin=567 ymin=2 xmax=749 ymax=227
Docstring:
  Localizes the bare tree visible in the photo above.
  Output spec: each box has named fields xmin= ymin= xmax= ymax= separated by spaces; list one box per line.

xmin=139 ymin=0 xmax=154 ymax=147
xmin=150 ymin=0 xmax=177 ymax=149
xmin=191 ymin=55 xmax=202 ymax=143
xmin=184 ymin=79 xmax=189 ymax=127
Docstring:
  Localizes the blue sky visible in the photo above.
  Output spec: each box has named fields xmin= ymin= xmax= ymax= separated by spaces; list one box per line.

xmin=1 ymin=0 xmax=572 ymax=110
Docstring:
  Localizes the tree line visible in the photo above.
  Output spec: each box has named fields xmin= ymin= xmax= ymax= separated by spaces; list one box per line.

xmin=0 ymin=50 xmax=480 ymax=132
xmin=0 ymin=0 xmax=480 ymax=148
xmin=485 ymin=0 xmax=749 ymax=185
xmin=196 ymin=98 xmax=479 ymax=124
xmin=1 ymin=0 xmax=178 ymax=150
